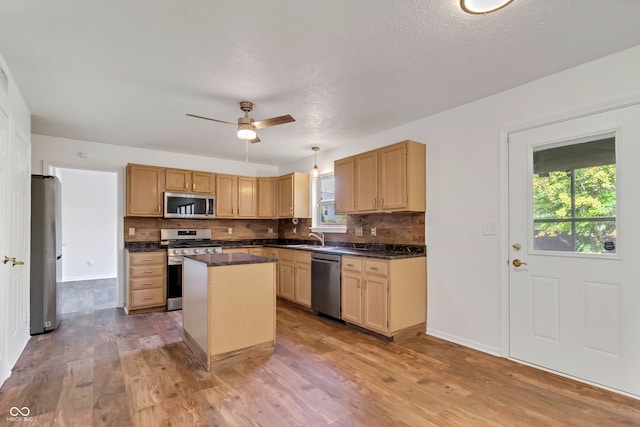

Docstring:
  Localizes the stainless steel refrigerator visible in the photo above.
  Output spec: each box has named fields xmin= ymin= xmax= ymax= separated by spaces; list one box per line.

xmin=30 ymin=175 xmax=62 ymax=334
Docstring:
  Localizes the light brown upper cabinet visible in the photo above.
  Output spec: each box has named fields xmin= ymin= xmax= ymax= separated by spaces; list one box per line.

xmin=335 ymin=140 xmax=425 ymax=213
xmin=257 ymin=177 xmax=277 ymax=218
xmin=165 ymin=168 xmax=215 ymax=194
xmin=355 ymin=150 xmax=379 ymax=212
xmin=277 ymin=172 xmax=310 ymax=218
xmin=216 ymin=174 xmax=257 ymax=218
xmin=126 ymin=164 xmax=164 ymax=217
xmin=334 ymin=157 xmax=355 ymax=214
xmin=237 ymin=176 xmax=257 ymax=218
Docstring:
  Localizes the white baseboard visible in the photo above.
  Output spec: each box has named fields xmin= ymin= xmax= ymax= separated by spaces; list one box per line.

xmin=61 ymin=275 xmax=116 ymax=282
xmin=426 ymin=328 xmax=502 ymax=357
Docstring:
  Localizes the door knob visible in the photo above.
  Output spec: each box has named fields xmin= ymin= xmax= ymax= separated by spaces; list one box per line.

xmin=512 ymin=259 xmax=527 ymax=267
xmin=3 ymin=256 xmax=15 ymax=265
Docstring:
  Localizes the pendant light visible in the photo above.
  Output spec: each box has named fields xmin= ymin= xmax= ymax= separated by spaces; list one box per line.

xmin=311 ymin=146 xmax=320 ymax=178
xmin=460 ymin=0 xmax=514 ymax=14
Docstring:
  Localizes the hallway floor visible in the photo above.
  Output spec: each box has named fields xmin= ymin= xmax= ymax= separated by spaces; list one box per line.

xmin=59 ymin=278 xmax=117 ymax=314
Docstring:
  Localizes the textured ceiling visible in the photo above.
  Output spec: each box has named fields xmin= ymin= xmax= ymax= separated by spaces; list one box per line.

xmin=1 ymin=1 xmax=639 ymax=165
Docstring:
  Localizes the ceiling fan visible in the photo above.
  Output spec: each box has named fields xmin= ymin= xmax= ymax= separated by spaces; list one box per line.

xmin=186 ymin=101 xmax=295 ymax=143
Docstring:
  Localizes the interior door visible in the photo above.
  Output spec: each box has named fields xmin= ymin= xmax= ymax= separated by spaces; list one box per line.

xmin=508 ymin=104 xmax=640 ymax=397
xmin=0 ymin=107 xmax=31 ymax=386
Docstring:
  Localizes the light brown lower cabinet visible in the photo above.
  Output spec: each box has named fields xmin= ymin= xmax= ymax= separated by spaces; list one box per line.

xmin=277 ymin=249 xmax=311 ymax=307
xmin=341 ymin=255 xmax=426 ymax=338
xmin=125 ymin=250 xmax=166 ymax=314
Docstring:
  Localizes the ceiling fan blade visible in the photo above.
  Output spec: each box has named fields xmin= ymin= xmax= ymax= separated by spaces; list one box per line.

xmin=252 ymin=114 xmax=295 ymax=130
xmin=250 ymin=135 xmax=261 ymax=143
xmin=186 ymin=114 xmax=235 ymax=125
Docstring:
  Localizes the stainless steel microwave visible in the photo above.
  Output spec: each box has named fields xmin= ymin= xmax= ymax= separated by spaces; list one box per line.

xmin=164 ymin=192 xmax=215 ymax=219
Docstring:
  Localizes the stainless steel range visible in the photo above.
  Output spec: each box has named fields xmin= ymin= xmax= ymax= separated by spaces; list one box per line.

xmin=161 ymin=229 xmax=222 ymax=311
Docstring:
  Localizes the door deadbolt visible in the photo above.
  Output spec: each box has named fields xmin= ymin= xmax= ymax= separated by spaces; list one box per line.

xmin=512 ymin=243 xmax=521 ymax=251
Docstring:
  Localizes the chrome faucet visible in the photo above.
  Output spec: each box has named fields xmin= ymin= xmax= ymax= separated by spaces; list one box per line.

xmin=309 ymin=232 xmax=325 ymax=247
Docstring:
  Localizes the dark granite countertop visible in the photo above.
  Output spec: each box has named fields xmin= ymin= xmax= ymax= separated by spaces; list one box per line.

xmin=265 ymin=244 xmax=426 ymax=260
xmin=125 ymin=242 xmax=165 ymax=252
xmin=184 ymin=253 xmax=278 ymax=267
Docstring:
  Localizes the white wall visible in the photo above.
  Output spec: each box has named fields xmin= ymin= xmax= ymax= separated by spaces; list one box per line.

xmin=283 ymin=45 xmax=640 ymax=355
xmin=55 ymin=168 xmax=117 ymax=281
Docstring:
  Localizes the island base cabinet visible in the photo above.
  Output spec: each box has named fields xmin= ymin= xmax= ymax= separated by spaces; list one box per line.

xmin=341 ymin=256 xmax=426 ymax=341
xmin=183 ymin=258 xmax=276 ymax=371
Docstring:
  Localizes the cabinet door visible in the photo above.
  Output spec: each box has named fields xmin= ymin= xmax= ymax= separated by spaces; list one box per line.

xmin=237 ymin=176 xmax=257 ymax=218
xmin=363 ymin=274 xmax=388 ymax=334
xmin=192 ymin=171 xmax=215 ymax=194
xmin=216 ymin=174 xmax=237 ymax=217
xmin=165 ymin=168 xmax=191 ymax=192
xmin=279 ymin=260 xmax=295 ymax=301
xmin=334 ymin=157 xmax=355 ymax=214
xmin=294 ymin=261 xmax=312 ymax=307
xmin=379 ymin=142 xmax=407 ymax=210
xmin=126 ymin=164 xmax=164 ymax=217
xmin=355 ymin=151 xmax=378 ymax=212
xmin=277 ymin=174 xmax=294 ymax=217
xmin=257 ymin=177 xmax=277 ymax=218
xmin=341 ymin=271 xmax=363 ymax=324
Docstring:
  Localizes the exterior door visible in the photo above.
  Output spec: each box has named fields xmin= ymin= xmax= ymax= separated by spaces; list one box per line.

xmin=508 ymin=104 xmax=640 ymax=397
xmin=0 ymin=107 xmax=31 ymax=386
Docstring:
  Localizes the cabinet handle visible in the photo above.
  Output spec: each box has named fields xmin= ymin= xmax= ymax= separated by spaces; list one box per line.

xmin=143 ymin=282 xmax=153 ymax=286
xmin=185 ymin=182 xmax=188 ymax=189
xmin=364 ymin=280 xmax=367 ymax=289
xmin=381 ymin=198 xmax=384 ymax=207
xmin=373 ymin=197 xmax=376 ymax=207
xmin=143 ymin=258 xmax=153 ymax=261
xmin=143 ymin=296 xmax=153 ymax=300
xmin=193 ymin=183 xmax=196 ymax=190
xmin=144 ymin=270 xmax=153 ymax=273
xmin=158 ymin=205 xmax=161 ymax=212
xmin=370 ymin=267 xmax=379 ymax=271
xmin=347 ymin=263 xmax=354 ymax=268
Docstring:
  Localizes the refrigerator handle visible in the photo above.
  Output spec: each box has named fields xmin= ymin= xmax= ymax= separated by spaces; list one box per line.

xmin=56 ymin=255 xmax=62 ymax=260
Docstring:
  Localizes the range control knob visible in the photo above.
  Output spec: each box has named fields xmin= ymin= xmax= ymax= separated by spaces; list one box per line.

xmin=193 ymin=249 xmax=199 ymax=254
xmin=172 ymin=249 xmax=179 ymax=255
xmin=204 ymin=248 xmax=212 ymax=254
xmin=180 ymin=249 xmax=187 ymax=255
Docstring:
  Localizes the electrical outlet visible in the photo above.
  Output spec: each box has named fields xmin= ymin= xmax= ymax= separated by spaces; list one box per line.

xmin=227 ymin=228 xmax=233 ymax=235
xmin=128 ymin=227 xmax=135 ymax=236
xmin=482 ymin=222 xmax=497 ymax=235
xmin=371 ymin=227 xmax=377 ymax=236
xmin=293 ymin=227 xmax=297 ymax=235
xmin=355 ymin=226 xmax=363 ymax=236
xmin=268 ymin=227 xmax=274 ymax=234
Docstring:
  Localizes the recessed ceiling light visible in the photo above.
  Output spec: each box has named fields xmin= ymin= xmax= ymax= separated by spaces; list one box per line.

xmin=460 ymin=0 xmax=514 ymax=14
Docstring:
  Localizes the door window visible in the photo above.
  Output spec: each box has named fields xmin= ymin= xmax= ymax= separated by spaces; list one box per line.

xmin=532 ymin=135 xmax=616 ymax=254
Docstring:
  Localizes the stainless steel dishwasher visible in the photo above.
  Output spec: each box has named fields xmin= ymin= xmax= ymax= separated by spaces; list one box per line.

xmin=311 ymin=252 xmax=342 ymax=319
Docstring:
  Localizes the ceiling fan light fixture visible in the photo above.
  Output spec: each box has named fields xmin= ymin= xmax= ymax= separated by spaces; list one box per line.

xmin=460 ymin=0 xmax=514 ymax=14
xmin=237 ymin=123 xmax=256 ymax=141
xmin=311 ymin=146 xmax=320 ymax=178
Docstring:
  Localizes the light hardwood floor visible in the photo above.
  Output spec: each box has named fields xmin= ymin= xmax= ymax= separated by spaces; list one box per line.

xmin=1 ymin=301 xmax=639 ymax=426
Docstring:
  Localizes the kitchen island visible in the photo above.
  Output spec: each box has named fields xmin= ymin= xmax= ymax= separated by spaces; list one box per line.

xmin=182 ymin=253 xmax=277 ymax=371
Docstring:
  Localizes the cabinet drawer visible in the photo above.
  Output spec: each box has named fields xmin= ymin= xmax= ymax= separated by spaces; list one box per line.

xmin=342 ymin=256 xmax=362 ymax=272
xmin=131 ymin=288 xmax=165 ymax=308
xmin=364 ymin=259 xmax=388 ymax=276
xmin=279 ymin=249 xmax=295 ymax=261
xmin=130 ymin=252 xmax=165 ymax=265
xmin=295 ymin=251 xmax=311 ymax=264
xmin=130 ymin=276 xmax=165 ymax=290
xmin=130 ymin=264 xmax=165 ymax=278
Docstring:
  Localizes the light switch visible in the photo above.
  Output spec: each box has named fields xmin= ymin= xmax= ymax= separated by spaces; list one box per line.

xmin=128 ymin=227 xmax=135 ymax=236
xmin=371 ymin=227 xmax=377 ymax=237
xmin=482 ymin=222 xmax=497 ymax=235
xmin=268 ymin=227 xmax=274 ymax=234
xmin=355 ymin=226 xmax=363 ymax=236
xmin=227 ymin=228 xmax=233 ymax=235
